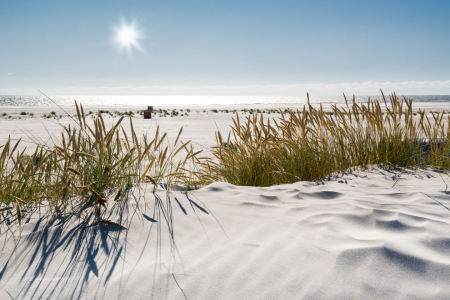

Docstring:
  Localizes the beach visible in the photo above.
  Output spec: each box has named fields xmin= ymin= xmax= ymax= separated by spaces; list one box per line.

xmin=1 ymin=101 xmax=450 ymax=299
xmin=3 ymin=0 xmax=450 ymax=297
xmin=1 ymin=168 xmax=450 ymax=299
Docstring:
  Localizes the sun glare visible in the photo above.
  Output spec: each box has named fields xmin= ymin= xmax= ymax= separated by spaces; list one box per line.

xmin=114 ymin=20 xmax=143 ymax=55
xmin=118 ymin=27 xmax=137 ymax=46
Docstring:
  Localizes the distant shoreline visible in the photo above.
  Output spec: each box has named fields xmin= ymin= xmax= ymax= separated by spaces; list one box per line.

xmin=2 ymin=94 xmax=450 ymax=107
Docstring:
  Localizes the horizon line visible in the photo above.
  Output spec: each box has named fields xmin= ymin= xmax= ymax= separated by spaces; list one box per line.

xmin=1 ymin=80 xmax=450 ymax=96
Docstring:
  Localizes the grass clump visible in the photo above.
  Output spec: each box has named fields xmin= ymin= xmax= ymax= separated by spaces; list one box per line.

xmin=2 ymin=91 xmax=449 ymax=231
xmin=202 ymin=91 xmax=450 ymax=186
xmin=0 ymin=101 xmax=206 ymax=232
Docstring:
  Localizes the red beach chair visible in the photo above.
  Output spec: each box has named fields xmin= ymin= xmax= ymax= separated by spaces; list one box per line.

xmin=144 ymin=106 xmax=153 ymax=119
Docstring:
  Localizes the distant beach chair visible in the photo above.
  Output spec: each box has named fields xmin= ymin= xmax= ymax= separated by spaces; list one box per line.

xmin=144 ymin=106 xmax=153 ymax=119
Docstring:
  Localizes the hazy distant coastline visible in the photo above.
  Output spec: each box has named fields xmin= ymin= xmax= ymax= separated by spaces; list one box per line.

xmin=1 ymin=94 xmax=450 ymax=106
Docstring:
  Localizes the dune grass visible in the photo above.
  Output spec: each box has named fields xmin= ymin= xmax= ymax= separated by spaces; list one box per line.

xmin=0 ymin=101 xmax=206 ymax=234
xmin=1 ymin=91 xmax=450 ymax=233
xmin=202 ymin=91 xmax=450 ymax=186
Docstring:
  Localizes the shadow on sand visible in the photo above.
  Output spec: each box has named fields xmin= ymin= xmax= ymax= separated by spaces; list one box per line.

xmin=0 ymin=189 xmax=216 ymax=299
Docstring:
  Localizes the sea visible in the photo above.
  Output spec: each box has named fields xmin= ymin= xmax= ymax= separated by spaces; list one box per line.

xmin=1 ymin=95 xmax=450 ymax=106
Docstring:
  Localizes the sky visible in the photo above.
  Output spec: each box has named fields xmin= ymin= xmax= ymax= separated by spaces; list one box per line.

xmin=1 ymin=0 xmax=450 ymax=96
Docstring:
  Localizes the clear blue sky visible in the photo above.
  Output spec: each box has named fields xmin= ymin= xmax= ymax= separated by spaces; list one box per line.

xmin=1 ymin=0 xmax=450 ymax=95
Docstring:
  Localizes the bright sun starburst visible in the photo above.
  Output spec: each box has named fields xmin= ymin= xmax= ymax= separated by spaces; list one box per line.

xmin=118 ymin=27 xmax=137 ymax=45
xmin=114 ymin=20 xmax=143 ymax=55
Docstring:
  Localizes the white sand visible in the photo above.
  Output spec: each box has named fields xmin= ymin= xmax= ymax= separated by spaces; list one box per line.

xmin=1 ymin=168 xmax=450 ymax=299
xmin=1 ymin=102 xmax=450 ymax=299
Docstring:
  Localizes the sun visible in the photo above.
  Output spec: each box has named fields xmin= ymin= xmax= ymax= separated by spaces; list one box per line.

xmin=118 ymin=27 xmax=137 ymax=46
xmin=114 ymin=20 xmax=143 ymax=54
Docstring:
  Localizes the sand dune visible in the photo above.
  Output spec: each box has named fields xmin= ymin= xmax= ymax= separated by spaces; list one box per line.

xmin=1 ymin=168 xmax=450 ymax=299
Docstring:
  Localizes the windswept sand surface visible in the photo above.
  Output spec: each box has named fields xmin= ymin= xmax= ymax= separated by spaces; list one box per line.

xmin=1 ymin=168 xmax=450 ymax=299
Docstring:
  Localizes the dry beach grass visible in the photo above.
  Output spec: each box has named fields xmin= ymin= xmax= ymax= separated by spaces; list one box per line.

xmin=1 ymin=91 xmax=450 ymax=230
xmin=0 ymin=101 xmax=207 ymax=234
xmin=206 ymin=91 xmax=450 ymax=186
